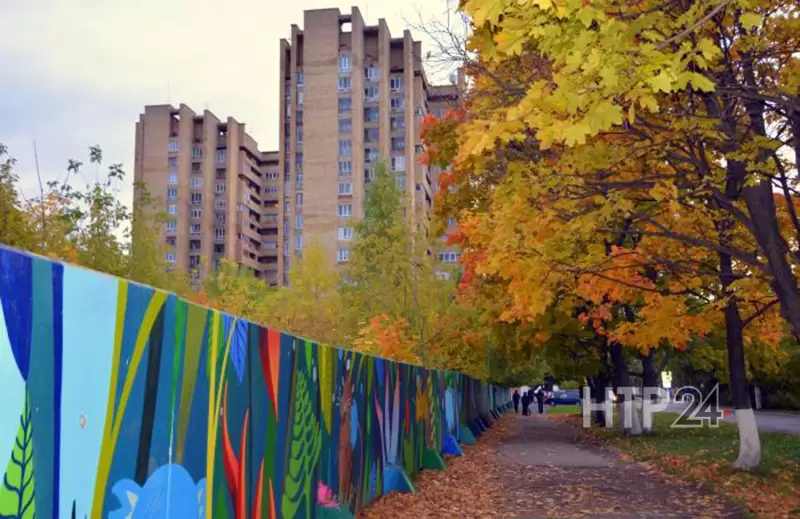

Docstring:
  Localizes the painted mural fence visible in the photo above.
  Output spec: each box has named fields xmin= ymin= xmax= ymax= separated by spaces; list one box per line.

xmin=0 ymin=245 xmax=510 ymax=519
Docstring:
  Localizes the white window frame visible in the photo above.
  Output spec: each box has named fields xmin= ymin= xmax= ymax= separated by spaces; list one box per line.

xmin=215 ymin=150 xmax=226 ymax=163
xmin=168 ymin=173 xmax=178 ymax=185
xmin=296 ymin=70 xmax=304 ymax=86
xmin=338 ymin=98 xmax=352 ymax=115
xmin=338 ymin=76 xmax=352 ymax=92
xmin=391 ymin=96 xmax=404 ymax=111
xmin=338 ymin=226 xmax=353 ymax=241
xmin=166 ymin=252 xmax=176 ymax=263
xmin=338 ymin=182 xmax=352 ymax=195
xmin=215 ymin=199 xmax=227 ymax=210
xmin=168 ymin=139 xmax=178 ymax=152
xmin=365 ymin=66 xmax=379 ymax=81
xmin=295 ymin=232 xmax=303 ymax=250
xmin=337 ymin=248 xmax=350 ymax=262
xmin=216 ymin=182 xmax=226 ymax=194
xmin=191 ymin=208 xmax=202 ymax=219
xmin=166 ymin=221 xmax=176 ymax=232
xmin=296 ymin=193 xmax=303 ymax=206
xmin=168 ymin=204 xmax=177 ymax=216
xmin=391 ymin=155 xmax=406 ymax=171
xmin=339 ymin=139 xmax=352 ymax=157
xmin=167 ymin=188 xmax=177 ymax=201
xmin=390 ymin=76 xmax=403 ymax=91
xmin=339 ymin=54 xmax=352 ymax=72
xmin=364 ymin=86 xmax=379 ymax=101
xmin=190 ymin=223 xmax=201 ymax=235
xmin=295 ymin=214 xmax=303 ymax=229
xmin=338 ymin=204 xmax=353 ymax=217
xmin=339 ymin=160 xmax=352 ymax=176
xmin=297 ymin=91 xmax=304 ymax=105
xmin=339 ymin=118 xmax=352 ymax=133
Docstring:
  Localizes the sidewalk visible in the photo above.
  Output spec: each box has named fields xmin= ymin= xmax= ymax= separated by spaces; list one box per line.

xmin=361 ymin=414 xmax=745 ymax=518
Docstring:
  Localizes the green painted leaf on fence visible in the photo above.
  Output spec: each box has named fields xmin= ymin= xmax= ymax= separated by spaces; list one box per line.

xmin=282 ymin=371 xmax=321 ymax=518
xmin=0 ymin=390 xmax=36 ymax=519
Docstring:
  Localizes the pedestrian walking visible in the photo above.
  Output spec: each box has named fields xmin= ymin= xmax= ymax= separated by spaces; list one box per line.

xmin=513 ymin=390 xmax=521 ymax=414
xmin=521 ymin=392 xmax=530 ymax=416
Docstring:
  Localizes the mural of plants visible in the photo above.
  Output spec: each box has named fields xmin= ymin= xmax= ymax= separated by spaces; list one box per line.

xmin=0 ymin=245 xmax=509 ymax=519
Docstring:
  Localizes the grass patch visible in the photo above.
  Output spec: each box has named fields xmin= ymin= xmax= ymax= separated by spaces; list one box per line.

xmin=546 ymin=405 xmax=580 ymax=415
xmin=571 ymin=412 xmax=800 ymax=517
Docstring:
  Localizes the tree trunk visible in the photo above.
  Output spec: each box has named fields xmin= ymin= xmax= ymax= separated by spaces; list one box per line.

xmin=720 ymin=251 xmax=762 ymax=470
xmin=641 ymin=350 xmax=658 ymax=434
xmin=611 ymin=342 xmax=640 ymax=435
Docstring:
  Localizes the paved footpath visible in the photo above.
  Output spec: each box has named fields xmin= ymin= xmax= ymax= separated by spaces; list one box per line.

xmin=361 ymin=413 xmax=745 ymax=518
xmin=496 ymin=415 xmax=744 ymax=518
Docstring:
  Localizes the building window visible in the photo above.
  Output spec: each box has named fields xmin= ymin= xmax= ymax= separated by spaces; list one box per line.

xmin=168 ymin=204 xmax=177 ymax=216
xmin=191 ymin=192 xmax=202 ymax=204
xmin=390 ymin=75 xmax=403 ymax=91
xmin=338 ymin=226 xmax=353 ymax=241
xmin=284 ymin=84 xmax=291 ymax=98
xmin=265 ymin=172 xmax=279 ymax=180
xmin=415 ymin=144 xmax=425 ymax=154
xmin=365 ymin=168 xmax=376 ymax=183
xmin=339 ymin=160 xmax=352 ymax=176
xmin=166 ymin=221 xmax=176 ymax=232
xmin=391 ymin=136 xmax=405 ymax=151
xmin=391 ymin=116 xmax=405 ymax=130
xmin=365 ymin=66 xmax=379 ymax=81
xmin=448 ymin=216 xmax=456 ymax=226
xmin=295 ymin=214 xmax=303 ymax=229
xmin=166 ymin=236 xmax=176 ymax=247
xmin=391 ymin=96 xmax=404 ymax=111
xmin=216 ymin=168 xmax=226 ymax=180
xmin=296 ymin=70 xmax=304 ymax=85
xmin=338 ymin=182 xmax=352 ymax=195
xmin=365 ymin=148 xmax=379 ymax=162
xmin=216 ymin=211 xmax=226 ymax=224
xmin=215 ymin=199 xmax=227 ymax=210
xmin=364 ymin=86 xmax=378 ymax=101
xmin=392 ymin=156 xmax=406 ymax=171
xmin=338 ymin=98 xmax=352 ymax=114
xmin=339 ymin=139 xmax=352 ymax=157
xmin=338 ymin=204 xmax=353 ymax=217
xmin=191 ymin=176 xmax=202 ymax=189
xmin=296 ymin=111 xmax=304 ymax=125
xmin=365 ymin=128 xmax=379 ymax=142
xmin=168 ymin=173 xmax=178 ymax=185
xmin=297 ymin=131 xmax=303 ymax=144
xmin=166 ymin=252 xmax=176 ymax=263
xmin=296 ymin=193 xmax=303 ymax=206
xmin=216 ymin=182 xmax=226 ymax=194
xmin=364 ymin=107 xmax=379 ymax=122
xmin=167 ymin=188 xmax=177 ymax=201
xmin=339 ymin=54 xmax=352 ymax=72
xmin=297 ymin=91 xmax=304 ymax=105
xmin=191 ymin=208 xmax=202 ymax=219
xmin=215 ymin=228 xmax=225 ymax=241
xmin=168 ymin=156 xmax=178 ymax=168
xmin=295 ymin=174 xmax=303 ymax=189
xmin=414 ymin=106 xmax=424 ymax=116
xmin=190 ymin=223 xmax=201 ymax=234
xmin=284 ymin=201 xmax=290 ymax=212
xmin=192 ymin=146 xmax=203 ymax=159
xmin=338 ymin=76 xmax=351 ymax=91
xmin=339 ymin=118 xmax=352 ymax=133
xmin=436 ymin=271 xmax=451 ymax=281
xmin=168 ymin=139 xmax=178 ymax=152
xmin=295 ymin=232 xmax=303 ymax=250
xmin=396 ymin=176 xmax=406 ymax=189
xmin=215 ymin=150 xmax=226 ymax=163
xmin=295 ymin=152 xmax=303 ymax=171
xmin=437 ymin=252 xmax=462 ymax=263
xmin=337 ymin=248 xmax=350 ymax=262
xmin=190 ymin=255 xmax=201 ymax=268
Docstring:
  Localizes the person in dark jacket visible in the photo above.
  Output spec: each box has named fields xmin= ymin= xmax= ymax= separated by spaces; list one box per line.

xmin=513 ymin=390 xmax=521 ymax=413
xmin=534 ymin=384 xmax=545 ymax=414
xmin=521 ymin=392 xmax=530 ymax=416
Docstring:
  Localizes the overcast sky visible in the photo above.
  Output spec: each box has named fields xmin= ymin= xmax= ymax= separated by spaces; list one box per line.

xmin=0 ymin=0 xmax=458 ymax=208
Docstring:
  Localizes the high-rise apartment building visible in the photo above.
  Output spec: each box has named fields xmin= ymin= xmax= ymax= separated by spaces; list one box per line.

xmin=134 ymin=8 xmax=464 ymax=285
xmin=133 ymin=104 xmax=282 ymax=285
xmin=278 ymin=7 xmax=463 ymax=281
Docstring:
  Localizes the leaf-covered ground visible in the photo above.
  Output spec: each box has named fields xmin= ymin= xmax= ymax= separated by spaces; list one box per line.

xmin=360 ymin=413 xmax=745 ymax=518
xmin=558 ymin=412 xmax=800 ymax=519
